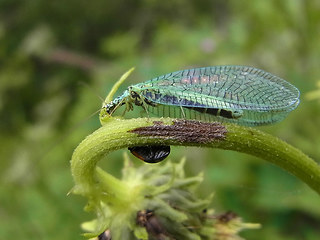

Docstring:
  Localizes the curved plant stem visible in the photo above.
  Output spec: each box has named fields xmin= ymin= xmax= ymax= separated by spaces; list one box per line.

xmin=71 ymin=117 xmax=320 ymax=196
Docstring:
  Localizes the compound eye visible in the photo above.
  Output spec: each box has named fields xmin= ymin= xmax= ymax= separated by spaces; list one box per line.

xmin=104 ymin=104 xmax=114 ymax=115
xmin=106 ymin=106 xmax=111 ymax=115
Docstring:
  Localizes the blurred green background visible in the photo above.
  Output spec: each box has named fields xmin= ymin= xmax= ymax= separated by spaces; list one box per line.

xmin=1 ymin=0 xmax=320 ymax=239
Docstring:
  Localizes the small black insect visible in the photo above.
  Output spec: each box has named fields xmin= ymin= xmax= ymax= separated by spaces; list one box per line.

xmin=128 ymin=145 xmax=171 ymax=163
xmin=98 ymin=229 xmax=111 ymax=240
xmin=136 ymin=210 xmax=172 ymax=239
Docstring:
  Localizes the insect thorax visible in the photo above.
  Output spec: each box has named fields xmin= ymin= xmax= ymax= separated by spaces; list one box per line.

xmin=128 ymin=86 xmax=158 ymax=108
xmin=128 ymin=86 xmax=143 ymax=106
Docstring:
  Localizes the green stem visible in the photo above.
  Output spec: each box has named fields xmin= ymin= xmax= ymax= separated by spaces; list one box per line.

xmin=71 ymin=117 xmax=320 ymax=196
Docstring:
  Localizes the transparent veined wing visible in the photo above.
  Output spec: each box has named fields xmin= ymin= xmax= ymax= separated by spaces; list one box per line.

xmin=134 ymin=66 xmax=300 ymax=113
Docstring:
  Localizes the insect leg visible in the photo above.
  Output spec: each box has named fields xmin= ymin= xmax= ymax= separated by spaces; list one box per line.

xmin=141 ymin=98 xmax=150 ymax=118
xmin=111 ymin=98 xmax=128 ymax=116
xmin=179 ymin=105 xmax=186 ymax=118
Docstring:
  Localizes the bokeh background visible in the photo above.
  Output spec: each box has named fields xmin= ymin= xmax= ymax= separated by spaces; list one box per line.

xmin=1 ymin=0 xmax=320 ymax=239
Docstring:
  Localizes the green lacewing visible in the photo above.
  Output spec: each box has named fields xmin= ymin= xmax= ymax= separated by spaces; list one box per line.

xmin=103 ymin=65 xmax=300 ymax=163
xmin=103 ymin=65 xmax=300 ymax=126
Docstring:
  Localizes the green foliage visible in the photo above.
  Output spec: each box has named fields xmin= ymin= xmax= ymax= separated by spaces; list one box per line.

xmin=1 ymin=0 xmax=320 ymax=239
xmin=79 ymin=157 xmax=260 ymax=240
